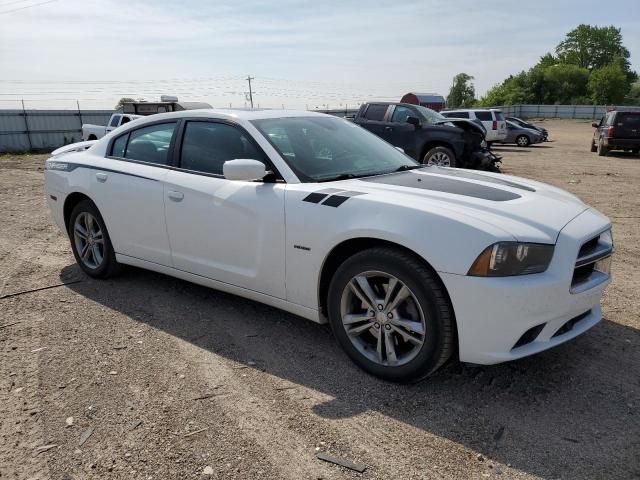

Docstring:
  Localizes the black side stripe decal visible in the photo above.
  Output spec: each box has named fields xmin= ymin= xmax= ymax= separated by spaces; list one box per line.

xmin=303 ymin=190 xmax=366 ymax=207
xmin=46 ymin=162 xmax=157 ymax=182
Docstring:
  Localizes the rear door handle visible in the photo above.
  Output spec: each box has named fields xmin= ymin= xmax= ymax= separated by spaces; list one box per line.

xmin=167 ymin=190 xmax=184 ymax=202
xmin=384 ymin=126 xmax=393 ymax=131
xmin=95 ymin=172 xmax=108 ymax=182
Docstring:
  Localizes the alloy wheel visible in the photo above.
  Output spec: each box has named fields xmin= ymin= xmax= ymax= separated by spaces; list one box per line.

xmin=426 ymin=152 xmax=451 ymax=166
xmin=339 ymin=271 xmax=427 ymax=366
xmin=73 ymin=212 xmax=105 ymax=269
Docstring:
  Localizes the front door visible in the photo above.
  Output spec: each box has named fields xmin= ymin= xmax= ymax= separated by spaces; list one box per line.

xmin=163 ymin=120 xmax=286 ymax=298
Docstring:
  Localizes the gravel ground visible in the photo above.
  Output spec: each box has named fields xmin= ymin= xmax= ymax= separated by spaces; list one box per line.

xmin=0 ymin=120 xmax=639 ymax=480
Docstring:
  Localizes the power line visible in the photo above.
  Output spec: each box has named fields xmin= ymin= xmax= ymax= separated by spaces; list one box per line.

xmin=0 ymin=0 xmax=60 ymax=15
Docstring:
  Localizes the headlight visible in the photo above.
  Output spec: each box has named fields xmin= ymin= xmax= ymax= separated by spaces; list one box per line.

xmin=468 ymin=242 xmax=554 ymax=277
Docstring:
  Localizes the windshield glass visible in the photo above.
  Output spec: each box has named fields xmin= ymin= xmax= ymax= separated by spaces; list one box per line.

xmin=251 ymin=116 xmax=420 ymax=182
xmin=413 ymin=105 xmax=446 ymax=124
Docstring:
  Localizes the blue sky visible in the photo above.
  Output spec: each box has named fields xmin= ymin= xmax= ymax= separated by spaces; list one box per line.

xmin=0 ymin=0 xmax=639 ymax=109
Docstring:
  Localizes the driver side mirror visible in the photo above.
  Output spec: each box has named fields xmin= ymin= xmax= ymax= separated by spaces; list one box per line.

xmin=591 ymin=122 xmax=599 ymax=128
xmin=223 ymin=159 xmax=266 ymax=181
xmin=406 ymin=116 xmax=421 ymax=128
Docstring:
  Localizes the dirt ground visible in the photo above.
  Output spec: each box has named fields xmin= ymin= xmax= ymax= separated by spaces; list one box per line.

xmin=0 ymin=120 xmax=638 ymax=480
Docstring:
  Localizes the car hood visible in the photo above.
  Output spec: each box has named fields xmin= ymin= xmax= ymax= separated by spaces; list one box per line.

xmin=336 ymin=167 xmax=591 ymax=243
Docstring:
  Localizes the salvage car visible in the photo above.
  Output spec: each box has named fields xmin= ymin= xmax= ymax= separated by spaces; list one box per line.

xmin=506 ymin=116 xmax=549 ymax=141
xmin=591 ymin=110 xmax=640 ymax=156
xmin=500 ymin=120 xmax=544 ymax=147
xmin=45 ymin=109 xmax=613 ymax=382
xmin=353 ymin=102 xmax=497 ymax=170
xmin=440 ymin=109 xmax=508 ymax=144
xmin=82 ymin=113 xmax=141 ymax=141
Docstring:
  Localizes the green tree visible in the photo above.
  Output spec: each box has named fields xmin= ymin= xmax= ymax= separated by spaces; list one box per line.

xmin=446 ymin=73 xmax=476 ymax=108
xmin=114 ymin=97 xmax=136 ymax=110
xmin=625 ymin=80 xmax=640 ymax=105
xmin=588 ymin=62 xmax=628 ymax=104
xmin=556 ymin=24 xmax=631 ymax=73
xmin=543 ymin=64 xmax=590 ymax=103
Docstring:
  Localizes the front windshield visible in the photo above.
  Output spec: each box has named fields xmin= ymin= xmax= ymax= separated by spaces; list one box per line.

xmin=251 ymin=116 xmax=420 ymax=182
xmin=413 ymin=105 xmax=446 ymax=124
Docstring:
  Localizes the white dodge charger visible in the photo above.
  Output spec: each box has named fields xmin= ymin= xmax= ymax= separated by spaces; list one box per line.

xmin=45 ymin=109 xmax=613 ymax=381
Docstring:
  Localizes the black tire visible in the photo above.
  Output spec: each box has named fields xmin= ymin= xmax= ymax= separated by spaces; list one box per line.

xmin=88 ymin=135 xmax=97 ymax=141
xmin=68 ymin=199 xmax=120 ymax=278
xmin=422 ymin=146 xmax=457 ymax=167
xmin=632 ymin=149 xmax=639 ymax=155
xmin=327 ymin=247 xmax=455 ymax=382
xmin=515 ymin=135 xmax=530 ymax=147
xmin=590 ymin=141 xmax=597 ymax=152
xmin=597 ymin=139 xmax=608 ymax=157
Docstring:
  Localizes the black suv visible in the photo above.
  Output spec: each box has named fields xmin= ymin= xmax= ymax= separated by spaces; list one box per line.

xmin=591 ymin=110 xmax=640 ymax=156
xmin=353 ymin=102 xmax=496 ymax=170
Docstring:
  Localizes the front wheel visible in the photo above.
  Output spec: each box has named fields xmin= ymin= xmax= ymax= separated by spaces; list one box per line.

xmin=68 ymin=199 xmax=120 ymax=278
xmin=590 ymin=140 xmax=597 ymax=152
xmin=516 ymin=135 xmax=530 ymax=147
xmin=423 ymin=146 xmax=456 ymax=167
xmin=327 ymin=247 xmax=455 ymax=382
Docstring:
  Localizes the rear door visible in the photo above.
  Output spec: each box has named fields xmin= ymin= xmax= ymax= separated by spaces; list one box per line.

xmin=613 ymin=112 xmax=640 ymax=139
xmin=93 ymin=121 xmax=177 ymax=266
xmin=356 ymin=104 xmax=391 ymax=138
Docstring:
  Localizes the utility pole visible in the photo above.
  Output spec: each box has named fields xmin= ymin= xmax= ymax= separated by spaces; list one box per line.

xmin=245 ymin=75 xmax=255 ymax=109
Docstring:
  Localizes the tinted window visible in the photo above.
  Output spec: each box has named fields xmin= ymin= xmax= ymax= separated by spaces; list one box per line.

xmin=390 ymin=105 xmax=416 ymax=123
xmin=444 ymin=111 xmax=469 ymax=118
xmin=111 ymin=133 xmax=128 ymax=157
xmin=616 ymin=113 xmax=640 ymax=125
xmin=475 ymin=111 xmax=493 ymax=121
xmin=125 ymin=122 xmax=177 ymax=165
xmin=494 ymin=111 xmax=505 ymax=121
xmin=109 ymin=115 xmax=121 ymax=127
xmin=364 ymin=104 xmax=388 ymax=121
xmin=180 ymin=121 xmax=265 ymax=175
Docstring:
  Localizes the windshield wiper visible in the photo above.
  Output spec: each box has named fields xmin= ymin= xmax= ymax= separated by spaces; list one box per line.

xmin=393 ymin=164 xmax=423 ymax=172
xmin=317 ymin=173 xmax=358 ymax=182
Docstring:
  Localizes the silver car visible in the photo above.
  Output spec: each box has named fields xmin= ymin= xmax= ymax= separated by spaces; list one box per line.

xmin=500 ymin=120 xmax=544 ymax=147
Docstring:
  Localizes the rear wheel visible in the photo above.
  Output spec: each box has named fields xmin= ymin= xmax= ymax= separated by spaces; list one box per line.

xmin=87 ymin=134 xmax=97 ymax=141
xmin=68 ymin=199 xmax=120 ymax=278
xmin=597 ymin=139 xmax=608 ymax=157
xmin=516 ymin=135 xmax=530 ymax=147
xmin=327 ymin=247 xmax=455 ymax=382
xmin=423 ymin=146 xmax=456 ymax=167
xmin=632 ymin=149 xmax=639 ymax=155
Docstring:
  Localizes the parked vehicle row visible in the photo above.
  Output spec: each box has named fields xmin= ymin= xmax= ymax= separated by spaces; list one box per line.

xmin=440 ymin=109 xmax=508 ymax=144
xmin=45 ymin=108 xmax=613 ymax=382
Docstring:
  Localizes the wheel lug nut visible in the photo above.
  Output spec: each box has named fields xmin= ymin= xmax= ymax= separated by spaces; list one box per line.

xmin=387 ymin=313 xmax=393 ymax=319
xmin=374 ymin=322 xmax=380 ymax=329
xmin=377 ymin=304 xmax=383 ymax=311
xmin=384 ymin=324 xmax=391 ymax=330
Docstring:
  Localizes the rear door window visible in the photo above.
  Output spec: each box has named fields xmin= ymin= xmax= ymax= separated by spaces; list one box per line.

xmin=494 ymin=111 xmax=505 ymax=121
xmin=124 ymin=122 xmax=177 ymax=165
xmin=364 ymin=104 xmax=389 ymax=121
xmin=109 ymin=115 xmax=121 ymax=127
xmin=475 ymin=111 xmax=493 ymax=121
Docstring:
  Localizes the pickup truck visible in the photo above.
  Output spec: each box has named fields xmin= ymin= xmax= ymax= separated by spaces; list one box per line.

xmin=352 ymin=102 xmax=497 ymax=170
xmin=82 ymin=113 xmax=141 ymax=141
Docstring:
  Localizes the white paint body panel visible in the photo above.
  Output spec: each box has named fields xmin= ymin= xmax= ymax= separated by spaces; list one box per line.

xmin=45 ymin=109 xmax=612 ymax=366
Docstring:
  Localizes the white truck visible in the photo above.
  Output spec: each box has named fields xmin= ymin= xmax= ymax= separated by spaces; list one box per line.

xmin=82 ymin=113 xmax=141 ymax=141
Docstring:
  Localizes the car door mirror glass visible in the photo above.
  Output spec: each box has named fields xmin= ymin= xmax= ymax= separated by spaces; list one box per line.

xmin=223 ymin=159 xmax=267 ymax=181
xmin=406 ymin=116 xmax=421 ymax=128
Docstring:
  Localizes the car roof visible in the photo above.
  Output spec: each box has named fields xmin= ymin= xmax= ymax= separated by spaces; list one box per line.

xmin=443 ymin=108 xmax=502 ymax=113
xmin=120 ymin=108 xmax=331 ymax=124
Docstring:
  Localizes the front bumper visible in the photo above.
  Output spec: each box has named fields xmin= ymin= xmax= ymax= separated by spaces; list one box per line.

xmin=441 ymin=208 xmax=611 ymax=365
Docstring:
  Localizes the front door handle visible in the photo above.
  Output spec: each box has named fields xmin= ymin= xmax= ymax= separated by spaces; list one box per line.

xmin=384 ymin=126 xmax=393 ymax=131
xmin=167 ymin=190 xmax=184 ymax=202
xmin=95 ymin=172 xmax=108 ymax=182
